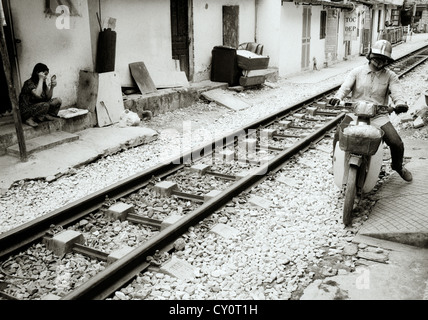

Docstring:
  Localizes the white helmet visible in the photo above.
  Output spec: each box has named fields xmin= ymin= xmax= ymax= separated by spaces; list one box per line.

xmin=369 ymin=40 xmax=394 ymax=62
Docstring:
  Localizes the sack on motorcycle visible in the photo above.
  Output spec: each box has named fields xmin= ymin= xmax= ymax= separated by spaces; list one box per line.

xmin=339 ymin=124 xmax=384 ymax=156
xmin=353 ymin=102 xmax=377 ymax=117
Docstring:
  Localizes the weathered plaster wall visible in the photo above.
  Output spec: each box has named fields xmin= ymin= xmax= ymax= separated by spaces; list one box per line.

xmin=97 ymin=0 xmax=173 ymax=87
xmin=255 ymin=0 xmax=281 ymax=69
xmin=279 ymin=4 xmax=302 ymax=77
xmin=10 ymin=0 xmax=93 ymax=108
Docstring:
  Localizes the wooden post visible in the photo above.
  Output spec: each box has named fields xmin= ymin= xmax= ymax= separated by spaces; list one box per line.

xmin=0 ymin=17 xmax=27 ymax=162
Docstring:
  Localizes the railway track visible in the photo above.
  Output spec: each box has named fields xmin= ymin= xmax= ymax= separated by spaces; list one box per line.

xmin=1 ymin=45 xmax=427 ymax=300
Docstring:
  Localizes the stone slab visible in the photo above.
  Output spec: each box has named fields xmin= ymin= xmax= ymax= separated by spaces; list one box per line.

xmin=160 ymin=215 xmax=183 ymax=231
xmin=160 ymin=257 xmax=195 ymax=280
xmin=7 ymin=131 xmax=79 ymax=157
xmin=201 ymin=89 xmax=251 ymax=111
xmin=249 ymin=195 xmax=272 ymax=210
xmin=276 ymin=176 xmax=299 ymax=188
xmin=189 ymin=164 xmax=211 ymax=175
xmin=204 ymin=190 xmax=222 ymax=201
xmin=154 ymin=181 xmax=178 ymax=197
xmin=45 ymin=230 xmax=84 ymax=257
xmin=129 ymin=62 xmax=157 ymax=94
xmin=209 ymin=223 xmax=240 ymax=239
xmin=107 ymin=246 xmax=134 ymax=264
xmin=106 ymin=202 xmax=135 ymax=221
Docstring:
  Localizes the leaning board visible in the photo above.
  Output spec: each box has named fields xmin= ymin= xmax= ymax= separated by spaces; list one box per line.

xmin=77 ymin=71 xmax=125 ymax=127
xmin=202 ymin=89 xmax=251 ymax=111
xmin=96 ymin=72 xmax=125 ymax=127
xmin=129 ymin=62 xmax=158 ymax=94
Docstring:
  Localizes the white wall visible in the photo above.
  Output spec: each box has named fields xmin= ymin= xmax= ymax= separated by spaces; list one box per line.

xmin=192 ymin=0 xmax=256 ymax=82
xmin=255 ymin=0 xmax=281 ymax=69
xmin=10 ymin=0 xmax=93 ymax=107
xmin=279 ymin=3 xmax=302 ymax=77
xmin=94 ymin=0 xmax=172 ymax=87
xmin=337 ymin=9 xmax=346 ymax=61
xmin=10 ymin=0 xmax=176 ymax=104
xmin=310 ymin=7 xmax=327 ymax=71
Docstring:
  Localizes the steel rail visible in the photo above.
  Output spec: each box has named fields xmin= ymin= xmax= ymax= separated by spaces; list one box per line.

xmin=62 ymin=113 xmax=344 ymax=300
xmin=0 ymin=85 xmax=340 ymax=261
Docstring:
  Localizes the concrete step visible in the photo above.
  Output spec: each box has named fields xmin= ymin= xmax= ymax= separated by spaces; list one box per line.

xmin=7 ymin=131 xmax=79 ymax=157
xmin=0 ymin=115 xmax=14 ymax=127
xmin=0 ymin=112 xmax=94 ymax=156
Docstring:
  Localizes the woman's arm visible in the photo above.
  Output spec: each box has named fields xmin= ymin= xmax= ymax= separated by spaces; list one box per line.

xmin=45 ymin=75 xmax=57 ymax=100
xmin=32 ymin=72 xmax=47 ymax=99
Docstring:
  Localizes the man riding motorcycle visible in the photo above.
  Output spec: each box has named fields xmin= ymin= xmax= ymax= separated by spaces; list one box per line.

xmin=329 ymin=39 xmax=412 ymax=182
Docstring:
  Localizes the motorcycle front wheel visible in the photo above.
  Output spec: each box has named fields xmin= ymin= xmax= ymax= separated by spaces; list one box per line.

xmin=343 ymin=166 xmax=358 ymax=226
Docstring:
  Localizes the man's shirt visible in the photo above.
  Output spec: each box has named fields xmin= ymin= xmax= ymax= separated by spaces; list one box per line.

xmin=335 ymin=64 xmax=406 ymax=127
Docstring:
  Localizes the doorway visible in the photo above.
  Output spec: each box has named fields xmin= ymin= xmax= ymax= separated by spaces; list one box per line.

xmin=0 ymin=0 xmax=19 ymax=117
xmin=171 ymin=0 xmax=190 ymax=80
xmin=223 ymin=5 xmax=239 ymax=48
xmin=359 ymin=8 xmax=372 ymax=55
xmin=301 ymin=6 xmax=311 ymax=70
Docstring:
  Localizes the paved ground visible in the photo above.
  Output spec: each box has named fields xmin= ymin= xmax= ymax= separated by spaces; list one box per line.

xmin=301 ymin=139 xmax=428 ymax=300
xmin=359 ymin=139 xmax=428 ymax=248
xmin=0 ymin=126 xmax=158 ymax=191
xmin=301 ymin=235 xmax=428 ymax=300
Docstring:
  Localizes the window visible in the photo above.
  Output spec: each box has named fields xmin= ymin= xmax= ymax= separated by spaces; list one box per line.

xmin=377 ymin=10 xmax=382 ymax=32
xmin=357 ymin=12 xmax=360 ymax=37
xmin=320 ymin=10 xmax=326 ymax=39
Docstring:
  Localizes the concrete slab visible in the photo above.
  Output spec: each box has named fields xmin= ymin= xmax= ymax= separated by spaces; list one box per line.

xmin=7 ymin=131 xmax=79 ymax=157
xmin=160 ymin=256 xmax=195 ymax=280
xmin=0 ymin=126 xmax=157 ymax=190
xmin=201 ymin=89 xmax=251 ymax=111
xmin=249 ymin=195 xmax=272 ymax=210
xmin=209 ymin=223 xmax=240 ymax=239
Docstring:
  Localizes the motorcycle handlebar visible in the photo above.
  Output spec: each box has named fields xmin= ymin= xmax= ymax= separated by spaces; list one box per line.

xmin=336 ymin=101 xmax=395 ymax=115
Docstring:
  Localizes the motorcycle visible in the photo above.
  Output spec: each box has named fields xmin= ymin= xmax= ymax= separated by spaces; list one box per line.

xmin=332 ymin=101 xmax=394 ymax=226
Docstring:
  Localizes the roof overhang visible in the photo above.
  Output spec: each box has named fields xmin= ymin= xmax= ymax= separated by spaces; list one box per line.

xmin=288 ymin=0 xmax=355 ymax=10
xmin=352 ymin=0 xmax=377 ymax=6
xmin=373 ymin=0 xmax=404 ymax=5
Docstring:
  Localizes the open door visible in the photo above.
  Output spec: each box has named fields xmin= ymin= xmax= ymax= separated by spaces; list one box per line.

xmin=171 ymin=0 xmax=190 ymax=80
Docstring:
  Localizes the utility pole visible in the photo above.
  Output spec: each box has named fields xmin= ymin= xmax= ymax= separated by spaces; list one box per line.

xmin=0 ymin=16 xmax=27 ymax=162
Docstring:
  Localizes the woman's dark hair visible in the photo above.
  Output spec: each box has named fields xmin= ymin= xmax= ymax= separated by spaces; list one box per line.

xmin=30 ymin=63 xmax=49 ymax=83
